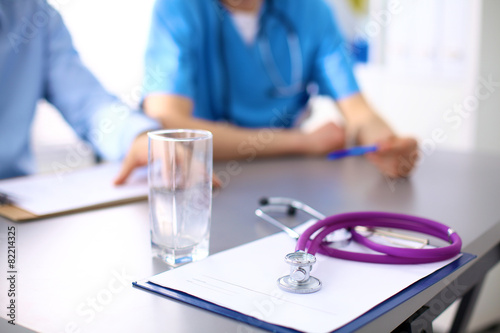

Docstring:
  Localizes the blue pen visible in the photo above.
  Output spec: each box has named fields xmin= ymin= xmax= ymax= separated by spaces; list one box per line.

xmin=327 ymin=145 xmax=378 ymax=160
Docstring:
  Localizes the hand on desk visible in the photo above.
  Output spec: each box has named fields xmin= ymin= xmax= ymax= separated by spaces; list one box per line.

xmin=335 ymin=94 xmax=419 ymax=178
xmin=113 ymin=132 xmax=222 ymax=188
xmin=114 ymin=132 xmax=149 ymax=185
xmin=365 ymin=136 xmax=419 ymax=178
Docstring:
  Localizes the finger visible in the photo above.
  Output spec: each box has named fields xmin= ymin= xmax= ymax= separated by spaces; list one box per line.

xmin=114 ymin=155 xmax=138 ymax=185
xmin=395 ymin=137 xmax=418 ymax=152
xmin=366 ymin=150 xmax=413 ymax=178
xmin=212 ymin=173 xmax=222 ymax=189
xmin=375 ymin=137 xmax=417 ymax=155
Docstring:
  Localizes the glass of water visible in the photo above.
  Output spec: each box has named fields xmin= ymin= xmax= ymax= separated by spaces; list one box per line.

xmin=147 ymin=129 xmax=213 ymax=267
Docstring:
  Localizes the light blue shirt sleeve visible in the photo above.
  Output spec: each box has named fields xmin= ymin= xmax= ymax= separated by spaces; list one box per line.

xmin=43 ymin=5 xmax=160 ymax=161
xmin=0 ymin=0 xmax=160 ymax=179
xmin=311 ymin=1 xmax=360 ymax=100
xmin=143 ymin=0 xmax=199 ymax=99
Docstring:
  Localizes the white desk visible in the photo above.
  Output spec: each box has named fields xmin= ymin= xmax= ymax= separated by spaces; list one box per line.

xmin=1 ymin=150 xmax=500 ymax=332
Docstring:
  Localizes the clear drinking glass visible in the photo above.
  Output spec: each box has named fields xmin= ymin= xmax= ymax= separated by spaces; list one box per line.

xmin=148 ymin=129 xmax=213 ymax=267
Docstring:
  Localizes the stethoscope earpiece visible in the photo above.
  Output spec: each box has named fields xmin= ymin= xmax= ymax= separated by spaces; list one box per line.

xmin=259 ymin=196 xmax=297 ymax=216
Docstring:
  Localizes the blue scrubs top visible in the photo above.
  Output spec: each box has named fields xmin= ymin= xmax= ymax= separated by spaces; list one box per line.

xmin=144 ymin=0 xmax=359 ymax=128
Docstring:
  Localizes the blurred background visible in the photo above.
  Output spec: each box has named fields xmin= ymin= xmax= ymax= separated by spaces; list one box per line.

xmin=34 ymin=1 xmax=499 ymax=331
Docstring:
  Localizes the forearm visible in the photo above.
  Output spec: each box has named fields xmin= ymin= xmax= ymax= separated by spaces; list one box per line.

xmin=144 ymin=95 xmax=307 ymax=160
xmin=169 ymin=116 xmax=308 ymax=160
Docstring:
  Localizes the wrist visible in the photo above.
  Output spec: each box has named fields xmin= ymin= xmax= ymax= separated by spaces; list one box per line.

xmin=353 ymin=115 xmax=395 ymax=146
xmin=287 ymin=130 xmax=309 ymax=155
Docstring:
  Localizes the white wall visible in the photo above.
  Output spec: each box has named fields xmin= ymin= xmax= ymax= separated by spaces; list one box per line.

xmin=51 ymin=0 xmax=155 ymax=102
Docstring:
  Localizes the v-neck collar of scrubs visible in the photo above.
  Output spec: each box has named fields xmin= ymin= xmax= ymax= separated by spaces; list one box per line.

xmin=220 ymin=0 xmax=267 ymax=49
xmin=230 ymin=11 xmax=259 ymax=45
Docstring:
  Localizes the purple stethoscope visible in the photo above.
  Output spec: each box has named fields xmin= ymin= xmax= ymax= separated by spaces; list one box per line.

xmin=255 ymin=197 xmax=462 ymax=294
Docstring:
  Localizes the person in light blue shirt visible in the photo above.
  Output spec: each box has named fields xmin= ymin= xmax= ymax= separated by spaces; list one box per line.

xmin=0 ymin=0 xmax=160 ymax=183
xmin=143 ymin=0 xmax=419 ymax=178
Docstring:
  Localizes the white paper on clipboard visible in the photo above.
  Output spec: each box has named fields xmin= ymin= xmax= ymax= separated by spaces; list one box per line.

xmin=147 ymin=222 xmax=461 ymax=333
xmin=0 ymin=163 xmax=147 ymax=220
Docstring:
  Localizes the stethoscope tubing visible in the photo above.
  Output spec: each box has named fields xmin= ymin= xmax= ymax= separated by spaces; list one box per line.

xmin=297 ymin=212 xmax=462 ymax=264
xmin=218 ymin=0 xmax=304 ymax=122
xmin=257 ymin=8 xmax=303 ymax=97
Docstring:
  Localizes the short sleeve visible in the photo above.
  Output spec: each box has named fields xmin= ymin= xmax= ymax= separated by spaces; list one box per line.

xmin=143 ymin=0 xmax=199 ymax=99
xmin=312 ymin=2 xmax=360 ymax=100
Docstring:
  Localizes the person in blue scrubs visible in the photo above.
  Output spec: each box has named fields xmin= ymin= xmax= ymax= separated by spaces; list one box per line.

xmin=143 ymin=0 xmax=418 ymax=178
xmin=0 ymin=0 xmax=159 ymax=183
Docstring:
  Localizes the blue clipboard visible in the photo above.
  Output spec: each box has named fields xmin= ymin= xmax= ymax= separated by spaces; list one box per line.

xmin=133 ymin=253 xmax=476 ymax=333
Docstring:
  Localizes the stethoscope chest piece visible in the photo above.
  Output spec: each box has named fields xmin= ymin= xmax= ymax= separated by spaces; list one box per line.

xmin=277 ymin=251 xmax=322 ymax=294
